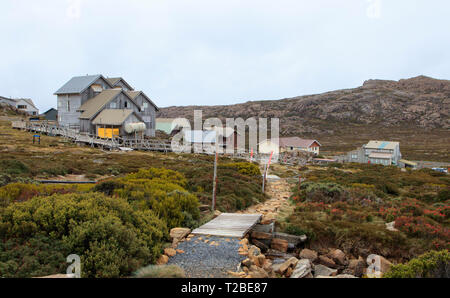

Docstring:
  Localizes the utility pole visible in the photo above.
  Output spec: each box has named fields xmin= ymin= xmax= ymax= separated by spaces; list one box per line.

xmin=262 ymin=162 xmax=267 ymax=193
xmin=212 ymin=151 xmax=218 ymax=211
xmin=211 ymin=134 xmax=219 ymax=211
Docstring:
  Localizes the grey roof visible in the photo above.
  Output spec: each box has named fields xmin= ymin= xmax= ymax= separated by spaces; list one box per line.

xmin=54 ymin=75 xmax=110 ymax=95
xmin=78 ymin=89 xmax=122 ymax=120
xmin=276 ymin=137 xmax=321 ymax=148
xmin=0 ymin=96 xmax=17 ymax=105
xmin=92 ymin=109 xmax=141 ymax=125
xmin=365 ymin=141 xmax=399 ymax=150
xmin=42 ymin=108 xmax=57 ymax=114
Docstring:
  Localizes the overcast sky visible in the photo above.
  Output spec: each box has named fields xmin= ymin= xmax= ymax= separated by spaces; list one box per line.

xmin=1 ymin=0 xmax=449 ymax=112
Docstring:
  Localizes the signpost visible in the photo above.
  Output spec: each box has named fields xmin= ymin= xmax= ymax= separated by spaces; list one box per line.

xmin=33 ymin=135 xmax=40 ymax=144
xmin=262 ymin=151 xmax=274 ymax=193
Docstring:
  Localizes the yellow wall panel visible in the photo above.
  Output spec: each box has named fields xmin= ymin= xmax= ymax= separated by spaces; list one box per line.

xmin=98 ymin=128 xmax=119 ymax=139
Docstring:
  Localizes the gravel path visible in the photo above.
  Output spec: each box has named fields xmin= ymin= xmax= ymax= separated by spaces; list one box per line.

xmin=167 ymin=235 xmax=246 ymax=278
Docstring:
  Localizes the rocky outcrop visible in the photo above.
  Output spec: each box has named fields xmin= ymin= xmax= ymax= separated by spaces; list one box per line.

xmin=158 ymin=75 xmax=450 ymax=138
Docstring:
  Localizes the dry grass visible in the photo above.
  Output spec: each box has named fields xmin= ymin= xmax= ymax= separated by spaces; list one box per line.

xmin=314 ymin=124 xmax=450 ymax=162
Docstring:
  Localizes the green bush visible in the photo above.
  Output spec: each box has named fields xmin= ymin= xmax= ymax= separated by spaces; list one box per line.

xmin=0 ymin=160 xmax=29 ymax=175
xmin=436 ymin=188 xmax=450 ymax=202
xmin=300 ymin=181 xmax=347 ymax=203
xmin=284 ymin=225 xmax=315 ymax=241
xmin=221 ymin=162 xmax=260 ymax=176
xmin=93 ymin=180 xmax=124 ymax=196
xmin=113 ymin=168 xmax=200 ymax=229
xmin=0 ymin=235 xmax=69 ymax=278
xmin=0 ymin=192 xmax=168 ymax=278
xmin=0 ymin=182 xmax=93 ymax=208
xmin=384 ymin=250 xmax=450 ymax=278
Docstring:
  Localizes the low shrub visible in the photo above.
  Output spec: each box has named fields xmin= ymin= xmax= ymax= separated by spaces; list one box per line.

xmin=394 ymin=216 xmax=450 ymax=243
xmin=113 ymin=168 xmax=200 ymax=229
xmin=93 ymin=180 xmax=124 ymax=196
xmin=0 ymin=235 xmax=69 ymax=278
xmin=0 ymin=192 xmax=168 ymax=278
xmin=0 ymin=182 xmax=94 ymax=208
xmin=299 ymin=181 xmax=347 ymax=203
xmin=384 ymin=250 xmax=450 ymax=278
xmin=436 ymin=188 xmax=450 ymax=202
xmin=284 ymin=225 xmax=316 ymax=241
xmin=0 ymin=160 xmax=29 ymax=175
xmin=220 ymin=162 xmax=260 ymax=176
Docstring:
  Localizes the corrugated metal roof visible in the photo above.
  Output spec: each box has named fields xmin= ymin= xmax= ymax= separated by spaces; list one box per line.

xmin=276 ymin=137 xmax=321 ymax=148
xmin=92 ymin=109 xmax=135 ymax=125
xmin=79 ymin=89 xmax=122 ymax=120
xmin=365 ymin=141 xmax=399 ymax=150
xmin=55 ymin=75 xmax=105 ymax=95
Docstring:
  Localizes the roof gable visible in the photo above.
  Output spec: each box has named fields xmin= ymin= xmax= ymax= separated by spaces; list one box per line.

xmin=43 ymin=108 xmax=57 ymax=114
xmin=79 ymin=89 xmax=125 ymax=120
xmin=14 ymin=98 xmax=38 ymax=110
xmin=125 ymin=91 xmax=159 ymax=111
xmin=55 ymin=74 xmax=112 ymax=95
xmin=106 ymin=77 xmax=134 ymax=91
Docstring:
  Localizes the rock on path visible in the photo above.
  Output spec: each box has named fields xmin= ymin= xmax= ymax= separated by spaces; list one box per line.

xmin=167 ymin=235 xmax=246 ymax=278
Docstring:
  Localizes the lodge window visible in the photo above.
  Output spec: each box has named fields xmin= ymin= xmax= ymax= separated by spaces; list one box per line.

xmin=110 ymin=102 xmax=117 ymax=109
xmin=18 ymin=105 xmax=27 ymax=109
xmin=124 ymin=101 xmax=128 ymax=108
xmin=143 ymin=102 xmax=148 ymax=109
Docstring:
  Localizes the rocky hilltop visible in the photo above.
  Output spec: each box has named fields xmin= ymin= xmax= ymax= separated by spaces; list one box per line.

xmin=158 ymin=76 xmax=450 ymax=136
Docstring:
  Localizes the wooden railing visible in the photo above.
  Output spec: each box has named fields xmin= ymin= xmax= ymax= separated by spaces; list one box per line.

xmin=10 ymin=121 xmax=279 ymax=161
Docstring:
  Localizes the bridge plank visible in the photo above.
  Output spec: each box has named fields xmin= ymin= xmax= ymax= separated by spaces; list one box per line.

xmin=192 ymin=213 xmax=262 ymax=238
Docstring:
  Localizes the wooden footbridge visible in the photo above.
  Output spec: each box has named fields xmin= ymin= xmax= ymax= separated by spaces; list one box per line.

xmin=192 ymin=213 xmax=262 ymax=238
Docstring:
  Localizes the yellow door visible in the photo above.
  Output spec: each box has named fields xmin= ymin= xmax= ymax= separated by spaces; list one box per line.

xmin=98 ymin=128 xmax=119 ymax=138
